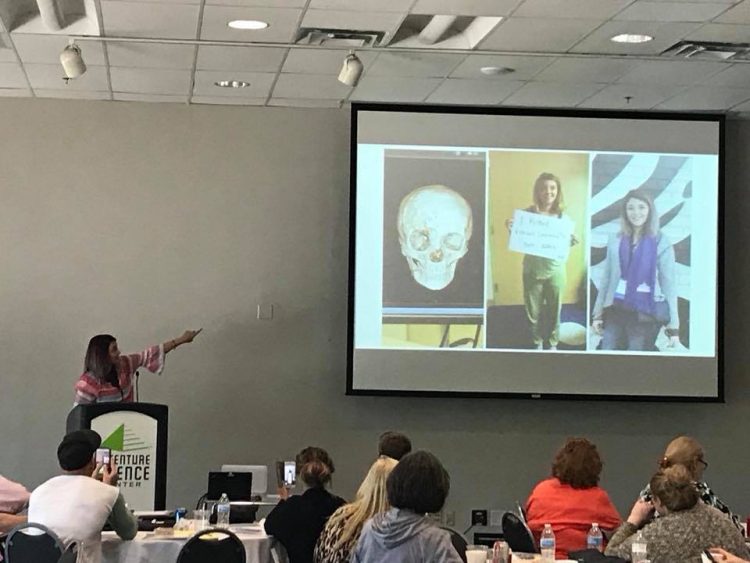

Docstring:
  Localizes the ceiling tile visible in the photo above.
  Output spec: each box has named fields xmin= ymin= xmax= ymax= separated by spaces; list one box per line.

xmin=206 ymin=0 xmax=305 ymax=6
xmin=34 ymin=89 xmax=111 ymax=100
xmin=479 ymin=17 xmax=602 ymax=52
xmin=350 ymin=75 xmax=442 ymax=102
xmin=366 ymin=52 xmax=464 ymax=77
xmin=114 ymin=92 xmax=189 ymax=103
xmin=309 ymin=0 xmax=413 ymax=11
xmin=534 ymin=57 xmax=637 ymax=83
xmin=616 ymin=60 xmax=727 ymax=85
xmin=281 ymin=48 xmax=376 ymax=74
xmin=191 ymin=96 xmax=266 ymax=105
xmin=272 ymin=73 xmax=352 ymax=99
xmin=569 ymin=21 xmax=700 ymax=55
xmin=0 ymin=87 xmax=30 ymax=97
xmin=578 ymin=83 xmax=679 ymax=109
xmin=201 ymin=6 xmax=302 ymax=42
xmin=715 ymin=0 xmax=750 ymax=23
xmin=514 ymin=0 xmax=631 ymax=20
xmin=197 ymin=46 xmax=287 ymax=72
xmin=687 ymin=22 xmax=750 ymax=42
xmin=301 ymin=9 xmax=404 ymax=33
xmin=410 ymin=0 xmax=521 ymax=16
xmin=449 ymin=54 xmax=554 ymax=80
xmin=193 ymin=70 xmax=276 ymax=97
xmin=699 ymin=64 xmax=750 ymax=87
xmin=656 ymin=85 xmax=750 ymax=109
xmin=0 ymin=62 xmax=28 ymax=88
xmin=268 ymin=97 xmax=343 ymax=107
xmin=107 ymin=43 xmax=196 ymax=69
xmin=426 ymin=78 xmax=525 ymax=104
xmin=11 ymin=34 xmax=106 ymax=65
xmin=502 ymin=81 xmax=605 ymax=106
xmin=25 ymin=64 xmax=109 ymax=91
xmin=102 ymin=2 xmax=200 ymax=40
xmin=110 ymin=67 xmax=191 ymax=95
xmin=614 ymin=1 xmax=730 ymax=22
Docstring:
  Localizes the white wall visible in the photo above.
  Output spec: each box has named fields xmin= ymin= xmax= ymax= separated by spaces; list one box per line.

xmin=0 ymin=98 xmax=747 ymax=531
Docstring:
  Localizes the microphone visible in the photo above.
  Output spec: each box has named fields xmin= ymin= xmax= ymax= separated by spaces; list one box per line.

xmin=135 ymin=370 xmax=140 ymax=402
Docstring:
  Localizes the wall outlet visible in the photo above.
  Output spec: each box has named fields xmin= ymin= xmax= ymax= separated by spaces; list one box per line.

xmin=471 ymin=509 xmax=488 ymax=526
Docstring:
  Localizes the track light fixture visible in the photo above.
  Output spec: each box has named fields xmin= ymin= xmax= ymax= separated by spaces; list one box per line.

xmin=60 ymin=42 xmax=86 ymax=83
xmin=337 ymin=51 xmax=363 ymax=87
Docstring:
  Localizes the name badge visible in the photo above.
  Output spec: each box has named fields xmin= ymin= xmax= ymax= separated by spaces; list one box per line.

xmin=615 ymin=278 xmax=627 ymax=297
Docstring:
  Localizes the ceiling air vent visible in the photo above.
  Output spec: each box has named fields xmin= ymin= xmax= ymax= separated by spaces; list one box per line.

xmin=662 ymin=40 xmax=750 ymax=61
xmin=389 ymin=14 xmax=503 ymax=49
xmin=295 ymin=28 xmax=385 ymax=48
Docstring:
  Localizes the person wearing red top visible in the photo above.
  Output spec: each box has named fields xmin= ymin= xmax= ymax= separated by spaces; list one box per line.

xmin=74 ymin=329 xmax=201 ymax=405
xmin=526 ymin=438 xmax=621 ymax=559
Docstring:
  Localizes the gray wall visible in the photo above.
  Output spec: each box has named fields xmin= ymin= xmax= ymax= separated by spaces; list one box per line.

xmin=0 ymin=98 xmax=746 ymax=531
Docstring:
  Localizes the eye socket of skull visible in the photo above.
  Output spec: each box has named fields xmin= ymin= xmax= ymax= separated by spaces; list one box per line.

xmin=442 ymin=233 xmax=465 ymax=252
xmin=409 ymin=230 xmax=430 ymax=251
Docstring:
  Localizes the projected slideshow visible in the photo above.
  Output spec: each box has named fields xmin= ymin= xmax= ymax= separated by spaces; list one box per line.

xmin=351 ymin=108 xmax=719 ymax=398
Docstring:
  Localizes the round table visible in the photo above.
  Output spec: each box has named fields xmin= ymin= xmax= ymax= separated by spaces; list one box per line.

xmin=102 ymin=524 xmax=287 ymax=563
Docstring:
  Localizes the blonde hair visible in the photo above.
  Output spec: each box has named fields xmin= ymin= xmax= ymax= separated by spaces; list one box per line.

xmin=660 ymin=436 xmax=705 ymax=480
xmin=327 ymin=456 xmax=398 ymax=551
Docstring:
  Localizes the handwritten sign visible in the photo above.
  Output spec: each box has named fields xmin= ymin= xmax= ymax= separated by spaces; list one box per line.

xmin=508 ymin=209 xmax=574 ymax=261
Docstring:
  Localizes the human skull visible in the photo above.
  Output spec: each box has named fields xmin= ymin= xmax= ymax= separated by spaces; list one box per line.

xmin=397 ymin=185 xmax=472 ymax=291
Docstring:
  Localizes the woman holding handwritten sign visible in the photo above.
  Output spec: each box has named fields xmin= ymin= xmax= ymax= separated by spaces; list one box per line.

xmin=507 ymin=173 xmax=578 ymax=350
xmin=591 ymin=189 xmax=680 ymax=351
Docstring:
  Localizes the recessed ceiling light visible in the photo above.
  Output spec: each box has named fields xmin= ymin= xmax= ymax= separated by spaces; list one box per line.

xmin=215 ymin=80 xmax=251 ymax=88
xmin=480 ymin=66 xmax=516 ymax=76
xmin=228 ymin=20 xmax=269 ymax=30
xmin=610 ymin=33 xmax=653 ymax=44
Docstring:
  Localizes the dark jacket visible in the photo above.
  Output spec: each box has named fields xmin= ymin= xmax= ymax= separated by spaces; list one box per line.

xmin=264 ymin=487 xmax=346 ymax=563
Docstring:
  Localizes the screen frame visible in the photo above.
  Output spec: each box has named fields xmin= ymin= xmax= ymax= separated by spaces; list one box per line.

xmin=346 ymin=102 xmax=724 ymax=403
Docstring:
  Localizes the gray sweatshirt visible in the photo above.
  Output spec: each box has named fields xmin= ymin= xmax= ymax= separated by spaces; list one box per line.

xmin=352 ymin=508 xmax=462 ymax=563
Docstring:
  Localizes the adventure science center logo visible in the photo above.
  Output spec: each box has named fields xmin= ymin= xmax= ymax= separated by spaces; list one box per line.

xmin=101 ymin=423 xmax=153 ymax=488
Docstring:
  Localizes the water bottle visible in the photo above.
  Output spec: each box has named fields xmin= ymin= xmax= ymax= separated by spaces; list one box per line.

xmin=216 ymin=493 xmax=231 ymax=528
xmin=631 ymin=530 xmax=648 ymax=563
xmin=540 ymin=523 xmax=555 ymax=562
xmin=587 ymin=522 xmax=603 ymax=552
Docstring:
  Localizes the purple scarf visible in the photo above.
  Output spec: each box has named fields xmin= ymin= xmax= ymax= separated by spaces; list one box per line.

xmin=615 ymin=234 xmax=658 ymax=316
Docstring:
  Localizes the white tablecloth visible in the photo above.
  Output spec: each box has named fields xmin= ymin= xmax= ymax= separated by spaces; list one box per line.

xmin=102 ymin=525 xmax=287 ymax=563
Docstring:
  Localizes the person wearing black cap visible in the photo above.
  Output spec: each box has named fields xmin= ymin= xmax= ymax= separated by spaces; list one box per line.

xmin=28 ymin=430 xmax=137 ymax=563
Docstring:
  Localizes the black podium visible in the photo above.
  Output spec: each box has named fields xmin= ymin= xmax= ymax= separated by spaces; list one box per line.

xmin=67 ymin=402 xmax=168 ymax=510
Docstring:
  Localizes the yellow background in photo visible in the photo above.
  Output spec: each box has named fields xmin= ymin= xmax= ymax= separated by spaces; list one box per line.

xmin=488 ymin=151 xmax=589 ymax=305
xmin=382 ymin=324 xmax=484 ymax=348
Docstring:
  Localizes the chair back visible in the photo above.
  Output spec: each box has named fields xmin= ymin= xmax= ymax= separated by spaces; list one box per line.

xmin=501 ymin=512 xmax=536 ymax=554
xmin=441 ymin=527 xmax=468 ymax=563
xmin=176 ymin=528 xmax=246 ymax=563
xmin=4 ymin=522 xmax=65 ymax=563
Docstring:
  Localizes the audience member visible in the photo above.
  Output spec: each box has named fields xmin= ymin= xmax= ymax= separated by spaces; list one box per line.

xmin=378 ymin=431 xmax=412 ymax=461
xmin=314 ymin=456 xmax=398 ymax=563
xmin=265 ymin=446 xmax=345 ymax=563
xmin=605 ymin=466 xmax=749 ymax=562
xmin=352 ymin=450 xmax=462 ymax=563
xmin=28 ymin=430 xmax=137 ymax=563
xmin=526 ymin=437 xmax=621 ymax=558
xmin=0 ymin=474 xmax=29 ymax=533
xmin=640 ymin=435 xmax=741 ymax=529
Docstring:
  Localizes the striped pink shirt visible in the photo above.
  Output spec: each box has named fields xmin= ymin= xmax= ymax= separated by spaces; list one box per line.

xmin=74 ymin=345 xmax=165 ymax=404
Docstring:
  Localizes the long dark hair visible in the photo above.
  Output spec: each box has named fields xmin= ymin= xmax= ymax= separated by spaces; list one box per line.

xmin=532 ymin=172 xmax=564 ymax=214
xmin=84 ymin=334 xmax=119 ymax=388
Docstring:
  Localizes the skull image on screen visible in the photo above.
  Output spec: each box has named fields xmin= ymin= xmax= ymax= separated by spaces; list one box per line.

xmin=397 ymin=185 xmax=473 ymax=291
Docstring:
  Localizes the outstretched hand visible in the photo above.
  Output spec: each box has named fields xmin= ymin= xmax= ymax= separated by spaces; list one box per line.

xmin=709 ymin=548 xmax=749 ymax=562
xmin=180 ymin=329 xmax=202 ymax=343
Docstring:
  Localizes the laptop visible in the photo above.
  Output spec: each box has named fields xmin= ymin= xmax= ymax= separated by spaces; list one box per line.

xmin=206 ymin=471 xmax=253 ymax=501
